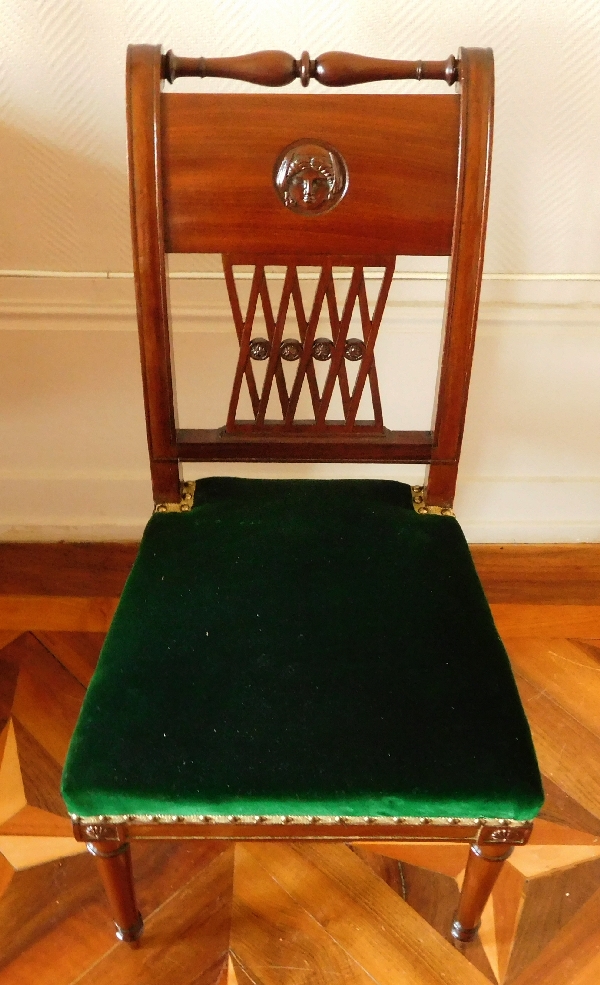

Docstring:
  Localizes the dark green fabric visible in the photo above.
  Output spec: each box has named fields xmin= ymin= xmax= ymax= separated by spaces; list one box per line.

xmin=62 ymin=478 xmax=543 ymax=820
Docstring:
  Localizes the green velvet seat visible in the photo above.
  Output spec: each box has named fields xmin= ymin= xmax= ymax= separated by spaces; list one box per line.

xmin=62 ymin=477 xmax=543 ymax=822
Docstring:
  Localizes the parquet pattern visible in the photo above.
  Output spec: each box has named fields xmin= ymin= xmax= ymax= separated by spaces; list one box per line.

xmin=0 ymin=545 xmax=599 ymax=984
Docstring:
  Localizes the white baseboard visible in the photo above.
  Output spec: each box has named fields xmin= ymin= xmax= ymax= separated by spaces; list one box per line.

xmin=0 ymin=472 xmax=598 ymax=543
xmin=461 ymin=521 xmax=600 ymax=543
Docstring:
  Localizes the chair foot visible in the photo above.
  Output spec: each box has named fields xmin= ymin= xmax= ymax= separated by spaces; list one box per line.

xmin=115 ymin=910 xmax=144 ymax=943
xmin=451 ymin=918 xmax=480 ymax=943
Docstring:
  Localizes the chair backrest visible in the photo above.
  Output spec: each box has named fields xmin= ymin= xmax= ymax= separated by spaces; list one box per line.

xmin=126 ymin=46 xmax=494 ymax=508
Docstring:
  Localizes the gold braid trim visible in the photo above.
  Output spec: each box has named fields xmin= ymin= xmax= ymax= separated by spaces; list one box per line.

xmin=71 ymin=812 xmax=526 ymax=827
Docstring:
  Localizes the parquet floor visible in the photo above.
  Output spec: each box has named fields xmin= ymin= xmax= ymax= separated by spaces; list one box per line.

xmin=0 ymin=544 xmax=599 ymax=984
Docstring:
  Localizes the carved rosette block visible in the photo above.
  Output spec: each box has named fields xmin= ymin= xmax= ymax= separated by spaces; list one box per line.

xmin=83 ymin=822 xmax=120 ymax=841
xmin=344 ymin=338 xmax=365 ymax=361
xmin=279 ymin=339 xmax=303 ymax=361
xmin=312 ymin=337 xmax=334 ymax=361
xmin=249 ymin=338 xmax=271 ymax=360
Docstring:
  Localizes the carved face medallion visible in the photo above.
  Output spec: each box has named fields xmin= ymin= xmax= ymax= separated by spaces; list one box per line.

xmin=274 ymin=140 xmax=348 ymax=216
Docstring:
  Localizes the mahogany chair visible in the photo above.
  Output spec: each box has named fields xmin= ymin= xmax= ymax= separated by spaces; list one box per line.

xmin=62 ymin=45 xmax=543 ymax=947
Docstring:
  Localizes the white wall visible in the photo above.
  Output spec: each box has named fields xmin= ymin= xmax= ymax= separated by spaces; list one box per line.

xmin=1 ymin=0 xmax=599 ymax=541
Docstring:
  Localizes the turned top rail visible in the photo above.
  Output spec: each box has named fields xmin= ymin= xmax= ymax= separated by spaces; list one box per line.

xmin=162 ymin=49 xmax=458 ymax=88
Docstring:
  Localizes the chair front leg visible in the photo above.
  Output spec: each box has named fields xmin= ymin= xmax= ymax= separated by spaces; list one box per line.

xmin=451 ymin=842 xmax=514 ymax=943
xmin=87 ymin=841 xmax=144 ymax=943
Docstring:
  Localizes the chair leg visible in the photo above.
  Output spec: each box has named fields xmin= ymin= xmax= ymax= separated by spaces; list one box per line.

xmin=87 ymin=841 xmax=144 ymax=943
xmin=451 ymin=842 xmax=514 ymax=943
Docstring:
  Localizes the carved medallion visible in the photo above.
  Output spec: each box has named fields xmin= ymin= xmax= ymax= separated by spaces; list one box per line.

xmin=274 ymin=140 xmax=348 ymax=216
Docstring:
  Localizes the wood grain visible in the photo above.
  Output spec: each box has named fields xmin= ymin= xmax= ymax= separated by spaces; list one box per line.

xmin=350 ymin=845 xmax=403 ymax=894
xmin=516 ymin=673 xmax=600 ymax=821
xmin=0 ymin=854 xmax=14 ymax=900
xmin=0 ymin=631 xmax=22 ymax=650
xmin=245 ymin=843 xmax=490 ymax=985
xmin=0 ymin=843 xmax=227 ymax=985
xmin=507 ymin=638 xmax=600 ymax=739
xmin=477 ymin=898 xmax=498 ymax=982
xmin=162 ymin=94 xmax=459 ymax=256
xmin=0 ymin=805 xmax=74 ymax=837
xmin=34 ymin=631 xmax=104 ymax=687
xmin=0 ymin=835 xmax=87 ymax=869
xmin=0 ymin=720 xmax=26 ymax=824
xmin=399 ymin=860 xmax=460 ymax=939
xmin=529 ymin=817 xmax=600 ymax=846
xmin=233 ymin=845 xmax=376 ymax=985
xmin=356 ymin=841 xmax=468 ymax=878
xmin=0 ymin=656 xmax=20 ymax=733
xmin=0 ymin=852 xmax=115 ymax=982
xmin=228 ymin=956 xmax=254 ymax=985
xmin=491 ymin=861 xmax=524 ymax=984
xmin=491 ymin=604 xmax=600 ymax=637
xmin=0 ymin=544 xmax=137 ymax=597
xmin=12 ymin=719 xmax=68 ymax=817
xmin=511 ymin=844 xmax=600 ymax=880
xmin=0 ymin=596 xmax=117 ymax=632
xmin=509 ymin=861 xmax=600 ymax=984
xmin=9 ymin=633 xmax=85 ymax=766
xmin=511 ymin=882 xmax=600 ymax=985
xmin=470 ymin=544 xmax=600 ymax=605
xmin=539 ymin=775 xmax=600 ymax=837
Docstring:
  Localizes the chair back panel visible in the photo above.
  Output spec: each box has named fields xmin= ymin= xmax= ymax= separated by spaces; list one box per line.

xmin=162 ymin=94 xmax=459 ymax=256
xmin=127 ymin=45 xmax=494 ymax=508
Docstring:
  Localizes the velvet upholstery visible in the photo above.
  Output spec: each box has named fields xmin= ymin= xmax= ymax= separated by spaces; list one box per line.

xmin=62 ymin=478 xmax=543 ymax=821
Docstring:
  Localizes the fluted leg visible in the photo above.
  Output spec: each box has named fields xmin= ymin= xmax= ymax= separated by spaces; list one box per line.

xmin=451 ymin=842 xmax=514 ymax=943
xmin=88 ymin=840 xmax=143 ymax=943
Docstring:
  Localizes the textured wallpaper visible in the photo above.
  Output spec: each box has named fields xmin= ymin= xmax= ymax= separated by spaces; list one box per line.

xmin=2 ymin=0 xmax=600 ymax=274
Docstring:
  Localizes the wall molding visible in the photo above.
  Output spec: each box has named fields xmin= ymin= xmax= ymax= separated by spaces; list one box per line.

xmin=1 ymin=300 xmax=598 ymax=333
xmin=2 ymin=270 xmax=600 ymax=281
xmin=2 ymin=269 xmax=599 ymax=330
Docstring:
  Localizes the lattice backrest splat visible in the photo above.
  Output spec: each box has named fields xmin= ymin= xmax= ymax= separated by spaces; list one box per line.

xmin=223 ymin=257 xmax=394 ymax=434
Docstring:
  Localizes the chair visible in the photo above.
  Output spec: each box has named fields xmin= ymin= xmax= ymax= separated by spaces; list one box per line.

xmin=61 ymin=44 xmax=543 ymax=948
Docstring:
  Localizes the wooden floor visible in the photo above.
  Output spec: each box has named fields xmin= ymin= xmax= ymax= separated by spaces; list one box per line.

xmin=0 ymin=543 xmax=599 ymax=985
